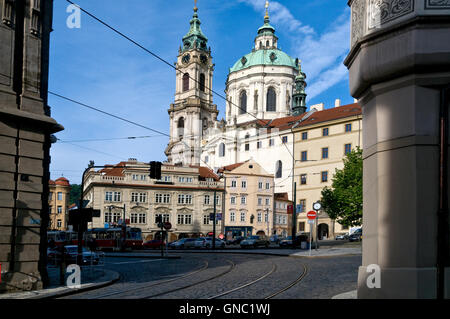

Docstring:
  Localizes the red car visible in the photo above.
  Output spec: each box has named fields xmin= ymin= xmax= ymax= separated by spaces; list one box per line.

xmin=142 ymin=240 xmax=164 ymax=249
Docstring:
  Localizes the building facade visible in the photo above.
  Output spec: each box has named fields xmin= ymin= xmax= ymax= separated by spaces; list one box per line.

xmin=219 ymin=159 xmax=274 ymax=240
xmin=292 ymin=103 xmax=362 ymax=239
xmin=274 ymin=192 xmax=292 ymax=238
xmin=83 ymin=159 xmax=224 ymax=241
xmin=0 ymin=0 xmax=63 ymax=292
xmin=48 ymin=177 xmax=71 ymax=231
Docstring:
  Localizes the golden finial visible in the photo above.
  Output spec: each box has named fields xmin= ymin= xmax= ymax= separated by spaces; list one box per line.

xmin=194 ymin=0 xmax=198 ymax=12
xmin=264 ymin=1 xmax=270 ymax=21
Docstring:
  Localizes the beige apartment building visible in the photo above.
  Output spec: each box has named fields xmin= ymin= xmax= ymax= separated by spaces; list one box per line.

xmin=82 ymin=159 xmax=224 ymax=241
xmin=274 ymin=193 xmax=293 ymax=238
xmin=293 ymin=103 xmax=362 ymax=239
xmin=219 ymin=159 xmax=274 ymax=240
xmin=48 ymin=178 xmax=71 ymax=231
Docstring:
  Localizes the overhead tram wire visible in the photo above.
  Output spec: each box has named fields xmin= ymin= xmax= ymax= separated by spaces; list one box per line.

xmin=65 ymin=0 xmax=298 ymax=163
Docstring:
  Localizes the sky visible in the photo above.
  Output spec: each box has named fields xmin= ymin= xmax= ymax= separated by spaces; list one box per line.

xmin=48 ymin=0 xmax=353 ymax=184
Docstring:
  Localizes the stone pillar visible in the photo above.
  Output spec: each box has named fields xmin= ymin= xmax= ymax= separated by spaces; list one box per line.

xmin=0 ymin=0 xmax=62 ymax=293
xmin=344 ymin=0 xmax=450 ymax=299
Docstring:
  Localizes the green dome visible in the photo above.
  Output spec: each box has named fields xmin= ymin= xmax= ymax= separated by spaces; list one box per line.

xmin=230 ymin=49 xmax=299 ymax=73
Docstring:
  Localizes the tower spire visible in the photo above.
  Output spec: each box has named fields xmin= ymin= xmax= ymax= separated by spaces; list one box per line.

xmin=264 ymin=1 xmax=270 ymax=23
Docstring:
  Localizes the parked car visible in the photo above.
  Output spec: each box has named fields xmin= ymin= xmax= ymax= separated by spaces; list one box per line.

xmin=240 ymin=235 xmax=270 ymax=248
xmin=169 ymin=238 xmax=188 ymax=249
xmin=279 ymin=236 xmax=293 ymax=248
xmin=349 ymin=233 xmax=362 ymax=242
xmin=195 ymin=237 xmax=226 ymax=249
xmin=270 ymin=235 xmax=280 ymax=244
xmin=335 ymin=234 xmax=349 ymax=240
xmin=48 ymin=245 xmax=101 ymax=265
xmin=142 ymin=239 xmax=164 ymax=249
xmin=182 ymin=238 xmax=198 ymax=249
xmin=226 ymin=236 xmax=244 ymax=245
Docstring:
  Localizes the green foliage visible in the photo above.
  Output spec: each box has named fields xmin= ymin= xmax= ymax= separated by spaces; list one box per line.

xmin=320 ymin=147 xmax=363 ymax=227
xmin=69 ymin=184 xmax=82 ymax=205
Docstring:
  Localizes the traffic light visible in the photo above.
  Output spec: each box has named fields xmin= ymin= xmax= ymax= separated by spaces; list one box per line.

xmin=150 ymin=161 xmax=162 ymax=180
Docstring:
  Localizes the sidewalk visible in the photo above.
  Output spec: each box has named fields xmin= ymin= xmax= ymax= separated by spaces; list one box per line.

xmin=0 ymin=265 xmax=120 ymax=299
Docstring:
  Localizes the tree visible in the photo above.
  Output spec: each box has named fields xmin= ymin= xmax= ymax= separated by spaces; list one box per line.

xmin=69 ymin=184 xmax=81 ymax=205
xmin=320 ymin=147 xmax=363 ymax=227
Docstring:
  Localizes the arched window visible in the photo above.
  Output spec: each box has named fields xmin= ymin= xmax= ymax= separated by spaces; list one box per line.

xmin=177 ymin=117 xmax=184 ymax=138
xmin=199 ymin=73 xmax=205 ymax=92
xmin=239 ymin=91 xmax=247 ymax=115
xmin=266 ymin=40 xmax=270 ymax=47
xmin=266 ymin=87 xmax=276 ymax=112
xmin=183 ymin=73 xmax=189 ymax=92
xmin=275 ymin=160 xmax=282 ymax=178
xmin=219 ymin=143 xmax=225 ymax=157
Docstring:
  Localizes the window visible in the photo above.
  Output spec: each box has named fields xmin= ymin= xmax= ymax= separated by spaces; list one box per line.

xmin=177 ymin=117 xmax=184 ymax=138
xmin=178 ymin=176 xmax=185 ymax=183
xmin=323 ymin=128 xmax=329 ymax=136
xmin=132 ymin=174 xmax=139 ymax=181
xmin=219 ymin=143 xmax=226 ymax=157
xmin=282 ymin=136 xmax=288 ymax=144
xmin=203 ymin=215 xmax=210 ymax=225
xmin=265 ymin=212 xmax=269 ymax=223
xmin=345 ymin=123 xmax=352 ymax=132
xmin=57 ymin=220 xmax=62 ymax=228
xmin=57 ymin=192 xmax=62 ymax=201
xmin=57 ymin=206 xmax=62 ymax=214
xmin=204 ymin=195 xmax=210 ymax=205
xmin=257 ymin=212 xmax=262 ymax=222
xmin=215 ymin=195 xmax=220 ymax=205
xmin=113 ymin=212 xmax=121 ymax=223
xmin=131 ymin=192 xmax=139 ymax=202
xmin=241 ymin=196 xmax=247 ymax=205
xmin=299 ymin=199 xmax=306 ymax=212
xmin=245 ymin=143 xmax=250 ymax=151
xmin=345 ymin=143 xmax=352 ymax=155
xmin=139 ymin=193 xmax=147 ymax=203
xmin=301 ymin=132 xmax=308 ymax=140
xmin=183 ymin=73 xmax=189 ymax=92
xmin=322 ymin=147 xmax=329 ymax=159
xmin=321 ymin=171 xmax=328 ymax=183
xmin=239 ymin=91 xmax=247 ymax=114
xmin=140 ymin=175 xmax=146 ymax=181
xmin=240 ymin=211 xmax=246 ymax=222
xmin=266 ymin=87 xmax=276 ymax=111
xmin=269 ymin=138 xmax=274 ymax=146
xmin=265 ymin=198 xmax=270 ymax=206
xmin=301 ymin=151 xmax=308 ymax=162
xmin=177 ymin=214 xmax=192 ymax=225
xmin=131 ymin=213 xmax=138 ymax=224
xmin=275 ymin=160 xmax=282 ymax=178
xmin=231 ymin=180 xmax=237 ymax=188
xmin=258 ymin=181 xmax=263 ymax=189
xmin=105 ymin=211 xmax=112 ymax=223
xmin=113 ymin=192 xmax=121 ymax=202
xmin=230 ymin=211 xmax=235 ymax=222
xmin=300 ymin=174 xmax=307 ymax=185
xmin=241 ymin=181 xmax=247 ymax=188
xmin=105 ymin=192 xmax=112 ymax=201
xmin=299 ymin=222 xmax=305 ymax=232
xmin=230 ymin=196 xmax=236 ymax=205
xmin=199 ymin=73 xmax=205 ymax=92
xmin=266 ymin=182 xmax=270 ymax=190
xmin=258 ymin=197 xmax=262 ymax=206
xmin=155 ymin=214 xmax=170 ymax=223
xmin=257 ymin=141 xmax=262 ymax=149
xmin=178 ymin=194 xmax=192 ymax=204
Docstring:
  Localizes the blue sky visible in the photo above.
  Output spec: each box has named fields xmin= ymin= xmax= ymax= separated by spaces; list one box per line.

xmin=49 ymin=0 xmax=353 ymax=184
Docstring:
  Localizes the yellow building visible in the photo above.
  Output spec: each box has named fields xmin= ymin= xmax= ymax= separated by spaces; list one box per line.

xmin=219 ymin=159 xmax=274 ymax=240
xmin=83 ymin=159 xmax=224 ymax=241
xmin=293 ymin=103 xmax=362 ymax=239
xmin=48 ymin=177 xmax=71 ymax=231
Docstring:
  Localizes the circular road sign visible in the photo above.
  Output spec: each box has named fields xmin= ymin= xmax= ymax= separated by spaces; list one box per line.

xmin=163 ymin=222 xmax=172 ymax=230
xmin=307 ymin=211 xmax=317 ymax=220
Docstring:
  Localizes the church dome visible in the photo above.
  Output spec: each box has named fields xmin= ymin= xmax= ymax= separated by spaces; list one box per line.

xmin=230 ymin=49 xmax=299 ymax=73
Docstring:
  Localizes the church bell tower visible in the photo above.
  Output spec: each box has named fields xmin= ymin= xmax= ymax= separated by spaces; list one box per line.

xmin=165 ymin=2 xmax=218 ymax=166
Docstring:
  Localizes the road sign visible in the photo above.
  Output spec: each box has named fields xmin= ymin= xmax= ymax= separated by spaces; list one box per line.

xmin=307 ymin=211 xmax=317 ymax=220
xmin=216 ymin=213 xmax=222 ymax=221
xmin=287 ymin=204 xmax=293 ymax=214
xmin=296 ymin=204 xmax=303 ymax=212
xmin=163 ymin=222 xmax=172 ymax=230
xmin=308 ymin=219 xmax=315 ymax=225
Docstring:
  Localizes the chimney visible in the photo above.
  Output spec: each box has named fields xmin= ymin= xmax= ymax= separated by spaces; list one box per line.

xmin=311 ymin=103 xmax=324 ymax=112
xmin=335 ymin=99 xmax=341 ymax=107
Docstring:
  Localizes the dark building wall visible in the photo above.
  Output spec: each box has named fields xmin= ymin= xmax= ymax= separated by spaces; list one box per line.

xmin=0 ymin=0 xmax=62 ymax=293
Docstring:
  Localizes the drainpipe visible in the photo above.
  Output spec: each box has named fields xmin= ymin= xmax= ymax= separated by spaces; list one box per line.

xmin=437 ymin=86 xmax=450 ymax=299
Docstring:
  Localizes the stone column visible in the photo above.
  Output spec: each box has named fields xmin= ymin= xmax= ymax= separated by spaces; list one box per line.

xmin=344 ymin=0 xmax=450 ymax=299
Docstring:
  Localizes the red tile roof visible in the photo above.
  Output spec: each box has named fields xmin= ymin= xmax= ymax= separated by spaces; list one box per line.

xmin=217 ymin=161 xmax=246 ymax=173
xmin=189 ymin=165 xmax=221 ymax=181
xmin=99 ymin=161 xmax=127 ymax=177
xmin=54 ymin=177 xmax=70 ymax=186
xmin=237 ymin=103 xmax=361 ymax=131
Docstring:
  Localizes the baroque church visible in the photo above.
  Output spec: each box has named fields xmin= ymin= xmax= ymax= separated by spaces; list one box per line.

xmin=165 ymin=2 xmax=308 ymax=200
